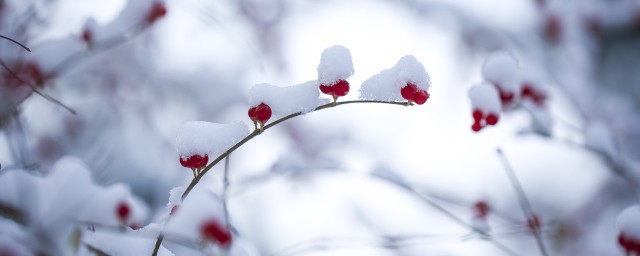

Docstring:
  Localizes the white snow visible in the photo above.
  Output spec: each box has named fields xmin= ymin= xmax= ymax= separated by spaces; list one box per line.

xmin=0 ymin=157 xmax=149 ymax=253
xmin=482 ymin=51 xmax=520 ymax=92
xmin=166 ymin=186 xmax=186 ymax=211
xmin=164 ymin=186 xmax=226 ymax=242
xmin=0 ymin=235 xmax=33 ymax=256
xmin=617 ymin=205 xmax=640 ymax=240
xmin=468 ymin=82 xmax=501 ymax=114
xmin=249 ymin=81 xmax=322 ymax=118
xmin=175 ymin=121 xmax=249 ymax=158
xmin=82 ymin=228 xmax=173 ymax=256
xmin=359 ymin=55 xmax=431 ymax=101
xmin=584 ymin=121 xmax=618 ymax=163
xmin=317 ymin=45 xmax=355 ymax=85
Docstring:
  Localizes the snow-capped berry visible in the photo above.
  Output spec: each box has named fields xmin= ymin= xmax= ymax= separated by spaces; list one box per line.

xmin=179 ymin=154 xmax=209 ymax=169
xmin=255 ymin=103 xmax=272 ymax=125
xmin=473 ymin=201 xmax=490 ymax=218
xmin=472 ymin=109 xmax=483 ymax=121
xmin=332 ymin=80 xmax=350 ymax=97
xmin=471 ymin=122 xmax=483 ymax=132
xmin=401 ymin=83 xmax=418 ymax=102
xmin=116 ymin=202 xmax=131 ymax=222
xmin=521 ymin=84 xmax=547 ymax=106
xmin=145 ymin=1 xmax=167 ymax=24
xmin=485 ymin=113 xmax=499 ymax=126
xmin=413 ymin=90 xmax=429 ymax=105
xmin=317 ymin=45 xmax=354 ymax=86
xmin=319 ymin=84 xmax=333 ymax=95
xmin=248 ymin=106 xmax=257 ymax=122
xmin=201 ymin=219 xmax=232 ymax=247
xmin=617 ymin=205 xmax=640 ymax=253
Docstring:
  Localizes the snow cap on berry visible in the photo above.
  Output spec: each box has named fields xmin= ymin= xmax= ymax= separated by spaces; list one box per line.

xmin=175 ymin=121 xmax=249 ymax=160
xmin=317 ymin=45 xmax=355 ymax=85
xmin=617 ymin=206 xmax=640 ymax=240
xmin=482 ymin=51 xmax=520 ymax=94
xmin=469 ymin=82 xmax=502 ymax=115
xmin=249 ymin=81 xmax=322 ymax=118
xmin=359 ymin=55 xmax=431 ymax=101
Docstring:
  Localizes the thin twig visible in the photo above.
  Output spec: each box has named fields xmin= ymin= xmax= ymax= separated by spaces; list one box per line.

xmin=0 ymin=59 xmax=76 ymax=114
xmin=496 ymin=148 xmax=548 ymax=256
xmin=151 ymin=234 xmax=164 ymax=256
xmin=374 ymin=174 xmax=519 ymax=256
xmin=0 ymin=34 xmax=31 ymax=52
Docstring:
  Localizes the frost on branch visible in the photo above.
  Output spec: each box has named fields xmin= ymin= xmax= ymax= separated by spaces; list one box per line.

xmin=617 ymin=205 xmax=640 ymax=254
xmin=249 ymin=81 xmax=322 ymax=119
xmin=175 ymin=121 xmax=249 ymax=164
xmin=359 ymin=55 xmax=431 ymax=103
xmin=482 ymin=51 xmax=520 ymax=107
xmin=468 ymin=82 xmax=501 ymax=132
xmin=317 ymin=45 xmax=354 ymax=85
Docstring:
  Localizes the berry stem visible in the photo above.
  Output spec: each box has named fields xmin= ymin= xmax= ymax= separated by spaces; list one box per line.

xmin=496 ymin=148 xmax=548 ymax=256
xmin=0 ymin=34 xmax=31 ymax=52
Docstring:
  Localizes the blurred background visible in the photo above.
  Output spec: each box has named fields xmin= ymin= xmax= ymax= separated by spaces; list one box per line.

xmin=1 ymin=0 xmax=640 ymax=255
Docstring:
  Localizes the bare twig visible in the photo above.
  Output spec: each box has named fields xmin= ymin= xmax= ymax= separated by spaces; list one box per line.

xmin=496 ymin=148 xmax=548 ymax=256
xmin=373 ymin=173 xmax=519 ymax=256
xmin=0 ymin=34 xmax=31 ymax=52
xmin=0 ymin=202 xmax=27 ymax=225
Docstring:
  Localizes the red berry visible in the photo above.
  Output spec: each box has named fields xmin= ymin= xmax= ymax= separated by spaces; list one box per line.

xmin=248 ymin=106 xmax=257 ymax=122
xmin=544 ymin=14 xmax=562 ymax=42
xmin=82 ymin=29 xmax=92 ymax=44
xmin=201 ymin=219 xmax=232 ymax=247
xmin=145 ymin=2 xmax=167 ymax=24
xmin=413 ymin=90 xmax=429 ymax=105
xmin=255 ymin=103 xmax=272 ymax=125
xmin=170 ymin=205 xmax=179 ymax=215
xmin=332 ymin=80 xmax=350 ymax=97
xmin=116 ymin=202 xmax=131 ymax=222
xmin=180 ymin=154 xmax=209 ymax=169
xmin=401 ymin=83 xmax=418 ymax=102
xmin=472 ymin=109 xmax=483 ymax=121
xmin=527 ymin=214 xmax=541 ymax=232
xmin=471 ymin=121 xmax=483 ymax=132
xmin=485 ymin=113 xmax=499 ymax=126
xmin=473 ymin=201 xmax=490 ymax=218
xmin=319 ymin=84 xmax=333 ymax=95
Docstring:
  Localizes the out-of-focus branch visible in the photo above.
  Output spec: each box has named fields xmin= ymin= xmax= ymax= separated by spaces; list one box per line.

xmin=496 ymin=148 xmax=548 ymax=256
xmin=0 ymin=202 xmax=27 ymax=225
xmin=0 ymin=35 xmax=31 ymax=52
xmin=0 ymin=59 xmax=76 ymax=115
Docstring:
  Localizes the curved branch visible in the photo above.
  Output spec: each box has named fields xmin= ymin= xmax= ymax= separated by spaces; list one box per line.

xmin=180 ymin=100 xmax=410 ymax=200
xmin=151 ymin=99 xmax=412 ymax=255
xmin=0 ymin=35 xmax=31 ymax=52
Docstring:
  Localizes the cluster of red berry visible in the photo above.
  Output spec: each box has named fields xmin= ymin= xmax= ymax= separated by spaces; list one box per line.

xmin=619 ymin=234 xmax=640 ymax=254
xmin=471 ymin=108 xmax=499 ymax=132
xmin=400 ymin=83 xmax=429 ymax=105
xmin=200 ymin=219 xmax=232 ymax=248
xmin=319 ymin=79 xmax=350 ymax=103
